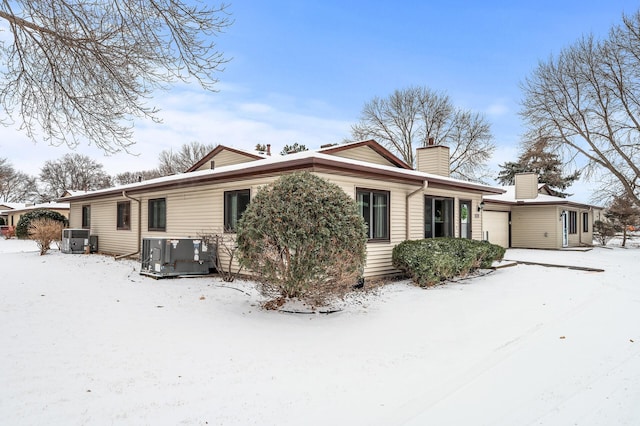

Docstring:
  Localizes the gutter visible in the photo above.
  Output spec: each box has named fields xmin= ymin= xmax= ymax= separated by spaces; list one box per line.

xmin=115 ymin=190 xmax=142 ymax=260
xmin=406 ymin=181 xmax=428 ymax=240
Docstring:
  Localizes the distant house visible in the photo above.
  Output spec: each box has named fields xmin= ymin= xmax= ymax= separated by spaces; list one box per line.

xmin=482 ymin=173 xmax=600 ymax=249
xmin=60 ymin=140 xmax=503 ymax=279
xmin=0 ymin=202 xmax=25 ymax=226
xmin=0 ymin=202 xmax=70 ymax=228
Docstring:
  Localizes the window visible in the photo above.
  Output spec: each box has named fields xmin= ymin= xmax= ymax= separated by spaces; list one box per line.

xmin=569 ymin=211 xmax=577 ymax=234
xmin=425 ymin=197 xmax=454 ymax=238
xmin=459 ymin=200 xmax=472 ymax=239
xmin=148 ymin=198 xmax=166 ymax=231
xmin=357 ymin=189 xmax=390 ymax=241
xmin=224 ymin=189 xmax=251 ymax=232
xmin=583 ymin=212 xmax=589 ymax=232
xmin=82 ymin=205 xmax=91 ymax=229
xmin=117 ymin=201 xmax=130 ymax=230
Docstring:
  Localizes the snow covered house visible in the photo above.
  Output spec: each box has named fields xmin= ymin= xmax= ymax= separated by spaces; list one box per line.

xmin=0 ymin=202 xmax=25 ymax=226
xmin=481 ymin=173 xmax=598 ymax=249
xmin=1 ymin=202 xmax=70 ymax=228
xmin=60 ymin=140 xmax=503 ymax=279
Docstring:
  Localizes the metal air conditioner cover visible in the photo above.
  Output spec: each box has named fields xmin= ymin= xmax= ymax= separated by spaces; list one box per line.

xmin=61 ymin=228 xmax=90 ymax=254
xmin=140 ymin=237 xmax=216 ymax=278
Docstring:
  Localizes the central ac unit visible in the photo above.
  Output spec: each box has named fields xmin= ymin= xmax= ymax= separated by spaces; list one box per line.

xmin=61 ymin=229 xmax=90 ymax=254
xmin=140 ymin=237 xmax=216 ymax=278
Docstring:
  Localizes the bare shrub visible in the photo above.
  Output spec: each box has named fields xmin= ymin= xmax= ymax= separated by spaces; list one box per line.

xmin=28 ymin=218 xmax=64 ymax=255
xmin=593 ymin=220 xmax=616 ymax=246
xmin=198 ymin=229 xmax=244 ymax=282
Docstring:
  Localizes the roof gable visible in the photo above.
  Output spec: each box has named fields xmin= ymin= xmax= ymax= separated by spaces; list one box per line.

xmin=319 ymin=140 xmax=412 ymax=170
xmin=186 ymin=145 xmax=265 ymax=172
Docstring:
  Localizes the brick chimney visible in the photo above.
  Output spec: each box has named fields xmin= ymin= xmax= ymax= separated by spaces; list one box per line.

xmin=514 ymin=172 xmax=539 ymax=199
xmin=266 ymin=144 xmax=271 ymax=156
xmin=415 ymin=138 xmax=450 ymax=177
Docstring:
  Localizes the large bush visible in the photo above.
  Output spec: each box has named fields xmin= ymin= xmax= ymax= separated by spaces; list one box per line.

xmin=392 ymin=238 xmax=506 ymax=287
xmin=16 ymin=209 xmax=68 ymax=239
xmin=593 ymin=220 xmax=616 ymax=246
xmin=28 ymin=218 xmax=65 ymax=255
xmin=236 ymin=172 xmax=367 ymax=306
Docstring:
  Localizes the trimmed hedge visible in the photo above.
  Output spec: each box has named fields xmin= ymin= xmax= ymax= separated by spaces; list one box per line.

xmin=392 ymin=238 xmax=506 ymax=287
xmin=16 ymin=209 xmax=68 ymax=239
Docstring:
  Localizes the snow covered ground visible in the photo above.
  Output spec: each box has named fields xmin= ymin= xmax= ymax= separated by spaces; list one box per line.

xmin=1 ymin=237 xmax=639 ymax=425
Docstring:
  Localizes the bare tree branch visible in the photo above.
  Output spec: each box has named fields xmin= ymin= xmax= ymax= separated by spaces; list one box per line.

xmin=0 ymin=1 xmax=231 ymax=153
xmin=521 ymin=13 xmax=640 ymax=207
xmin=350 ymin=86 xmax=495 ymax=181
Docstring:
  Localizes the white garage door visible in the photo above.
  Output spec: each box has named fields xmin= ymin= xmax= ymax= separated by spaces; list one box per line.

xmin=483 ymin=211 xmax=509 ymax=247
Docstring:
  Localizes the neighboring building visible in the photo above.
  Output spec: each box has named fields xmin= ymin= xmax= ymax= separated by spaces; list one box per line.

xmin=1 ymin=202 xmax=70 ymax=228
xmin=0 ymin=202 xmax=25 ymax=225
xmin=482 ymin=173 xmax=599 ymax=249
xmin=60 ymin=140 xmax=503 ymax=279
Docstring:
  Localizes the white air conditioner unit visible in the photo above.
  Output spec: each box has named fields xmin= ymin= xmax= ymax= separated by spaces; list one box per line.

xmin=61 ymin=229 xmax=90 ymax=254
xmin=140 ymin=237 xmax=216 ymax=278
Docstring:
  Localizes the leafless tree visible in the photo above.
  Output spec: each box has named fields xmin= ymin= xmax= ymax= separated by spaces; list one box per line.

xmin=39 ymin=153 xmax=111 ymax=199
xmin=350 ymin=86 xmax=495 ymax=181
xmin=521 ymin=11 xmax=640 ymax=208
xmin=605 ymin=193 xmax=640 ymax=247
xmin=157 ymin=141 xmax=216 ymax=175
xmin=0 ymin=158 xmax=38 ymax=202
xmin=0 ymin=1 xmax=231 ymax=153
xmin=114 ymin=169 xmax=163 ymax=185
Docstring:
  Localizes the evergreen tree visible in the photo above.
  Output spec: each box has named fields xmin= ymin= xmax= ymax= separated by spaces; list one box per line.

xmin=280 ymin=143 xmax=308 ymax=155
xmin=497 ymin=137 xmax=580 ymax=197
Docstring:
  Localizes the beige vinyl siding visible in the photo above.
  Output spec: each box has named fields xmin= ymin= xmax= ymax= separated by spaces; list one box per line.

xmin=567 ymin=209 xmax=580 ymax=246
xmin=67 ymin=171 xmax=488 ymax=278
xmin=192 ymin=150 xmax=259 ymax=171
xmin=69 ymin=196 xmax=139 ymax=254
xmin=515 ymin=173 xmax=539 ymax=199
xmin=327 ymin=146 xmax=397 ymax=167
xmin=511 ymin=205 xmax=560 ymax=249
xmin=415 ymin=146 xmax=450 ymax=176
xmin=566 ymin=208 xmax=593 ymax=246
xmin=407 ymin=190 xmax=424 ymax=240
xmin=580 ymin=210 xmax=594 ymax=245
xmin=314 ymin=172 xmax=418 ymax=277
xmin=68 ymin=204 xmax=82 ymax=228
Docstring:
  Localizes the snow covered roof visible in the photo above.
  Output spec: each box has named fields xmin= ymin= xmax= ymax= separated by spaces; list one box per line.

xmin=0 ymin=202 xmax=26 ymax=211
xmin=1 ymin=202 xmax=70 ymax=215
xmin=61 ymin=190 xmax=90 ymax=197
xmin=185 ymin=145 xmax=267 ymax=172
xmin=60 ymin=143 xmax=504 ymax=202
xmin=484 ymin=185 xmax=597 ymax=209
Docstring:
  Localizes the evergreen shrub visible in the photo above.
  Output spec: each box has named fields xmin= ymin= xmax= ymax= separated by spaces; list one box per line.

xmin=392 ymin=238 xmax=506 ymax=287
xmin=236 ymin=172 xmax=367 ymax=306
xmin=16 ymin=209 xmax=68 ymax=239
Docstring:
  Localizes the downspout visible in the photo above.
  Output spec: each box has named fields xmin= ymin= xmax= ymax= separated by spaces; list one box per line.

xmin=406 ymin=181 xmax=428 ymax=240
xmin=115 ymin=190 xmax=142 ymax=260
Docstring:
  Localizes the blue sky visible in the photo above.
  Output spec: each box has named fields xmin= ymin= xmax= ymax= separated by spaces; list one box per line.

xmin=2 ymin=0 xmax=639 ymax=202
